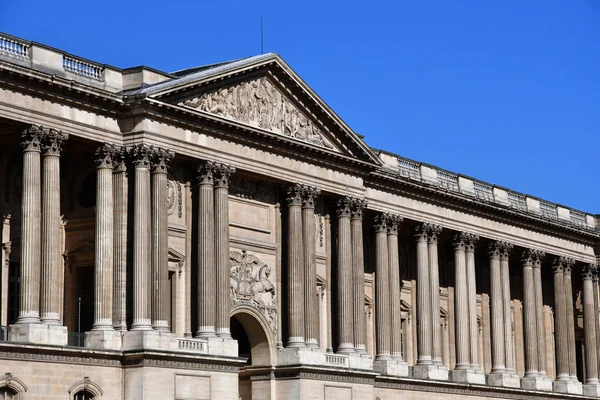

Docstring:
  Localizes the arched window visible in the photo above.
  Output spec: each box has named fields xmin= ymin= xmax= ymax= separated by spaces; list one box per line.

xmin=73 ymin=390 xmax=94 ymax=400
xmin=0 ymin=387 xmax=17 ymax=400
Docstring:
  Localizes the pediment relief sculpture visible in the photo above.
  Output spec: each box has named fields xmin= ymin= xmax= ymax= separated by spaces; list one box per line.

xmin=229 ymin=250 xmax=277 ymax=332
xmin=182 ymin=77 xmax=336 ymax=151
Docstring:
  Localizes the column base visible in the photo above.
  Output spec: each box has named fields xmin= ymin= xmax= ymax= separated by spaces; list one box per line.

xmin=554 ymin=378 xmax=583 ymax=394
xmin=584 ymin=383 xmax=600 ymax=397
xmin=373 ymin=359 xmax=409 ymax=377
xmin=413 ymin=363 xmax=449 ymax=381
xmin=8 ymin=323 xmax=67 ymax=346
xmin=452 ymin=368 xmax=486 ymax=385
xmin=279 ymin=346 xmax=326 ymax=366
xmin=85 ymin=330 xmax=123 ymax=350
xmin=521 ymin=375 xmax=553 ymax=391
xmin=122 ymin=330 xmax=177 ymax=351
xmin=205 ymin=335 xmax=238 ymax=357
xmin=487 ymin=372 xmax=521 ymax=388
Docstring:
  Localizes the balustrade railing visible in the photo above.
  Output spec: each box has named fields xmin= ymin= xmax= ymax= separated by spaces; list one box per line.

xmin=0 ymin=35 xmax=30 ymax=58
xmin=325 ymin=353 xmax=349 ymax=367
xmin=177 ymin=337 xmax=207 ymax=353
xmin=571 ymin=210 xmax=587 ymax=227
xmin=437 ymin=170 xmax=459 ymax=192
xmin=63 ymin=55 xmax=104 ymax=81
xmin=474 ymin=181 xmax=494 ymax=202
xmin=540 ymin=200 xmax=558 ymax=220
xmin=508 ymin=192 xmax=527 ymax=212
xmin=398 ymin=158 xmax=421 ymax=180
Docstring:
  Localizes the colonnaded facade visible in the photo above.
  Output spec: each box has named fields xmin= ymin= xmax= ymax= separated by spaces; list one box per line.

xmin=0 ymin=32 xmax=599 ymax=400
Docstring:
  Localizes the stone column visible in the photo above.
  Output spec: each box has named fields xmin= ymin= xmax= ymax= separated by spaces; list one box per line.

xmin=92 ymin=144 xmax=118 ymax=330
xmin=500 ymin=243 xmax=515 ymax=374
xmin=453 ymin=233 xmax=470 ymax=370
xmin=415 ymin=223 xmax=432 ymax=365
xmin=552 ymin=258 xmax=569 ymax=381
xmin=130 ymin=144 xmax=152 ymax=331
xmin=582 ymin=264 xmax=600 ymax=396
xmin=150 ymin=148 xmax=174 ymax=332
xmin=214 ymin=164 xmax=235 ymax=338
xmin=196 ymin=161 xmax=217 ymax=338
xmin=302 ymin=185 xmax=320 ymax=348
xmin=40 ymin=129 xmax=68 ymax=324
xmin=532 ymin=253 xmax=547 ymax=377
xmin=427 ymin=224 xmax=443 ymax=366
xmin=112 ymin=150 xmax=128 ymax=332
xmin=336 ymin=196 xmax=354 ymax=353
xmin=351 ymin=198 xmax=367 ymax=353
xmin=16 ymin=126 xmax=44 ymax=325
xmin=387 ymin=214 xmax=403 ymax=360
xmin=489 ymin=242 xmax=506 ymax=374
xmin=374 ymin=215 xmax=390 ymax=361
xmin=594 ymin=271 xmax=600 ymax=378
xmin=465 ymin=234 xmax=480 ymax=370
xmin=564 ymin=263 xmax=578 ymax=381
xmin=286 ymin=184 xmax=305 ymax=347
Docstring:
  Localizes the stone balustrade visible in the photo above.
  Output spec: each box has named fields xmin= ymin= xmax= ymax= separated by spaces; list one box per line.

xmin=325 ymin=353 xmax=349 ymax=368
xmin=63 ymin=55 xmax=104 ymax=81
xmin=177 ymin=338 xmax=208 ymax=353
xmin=0 ymin=34 xmax=29 ymax=58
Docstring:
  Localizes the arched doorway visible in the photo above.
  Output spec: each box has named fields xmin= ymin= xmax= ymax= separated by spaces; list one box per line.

xmin=231 ymin=306 xmax=275 ymax=400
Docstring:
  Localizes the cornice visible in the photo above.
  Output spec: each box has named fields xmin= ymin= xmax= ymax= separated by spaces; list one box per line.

xmin=368 ymin=170 xmax=599 ymax=245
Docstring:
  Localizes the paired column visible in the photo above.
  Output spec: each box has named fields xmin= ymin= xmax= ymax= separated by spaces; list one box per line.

xmin=40 ymin=129 xmax=68 ymax=325
xmin=92 ymin=144 xmax=119 ymax=330
xmin=532 ymin=251 xmax=548 ymax=378
xmin=465 ymin=233 xmax=480 ymax=370
xmin=582 ymin=264 xmax=600 ymax=395
xmin=351 ymin=199 xmax=366 ymax=353
xmin=521 ymin=249 xmax=545 ymax=378
xmin=427 ymin=224 xmax=443 ymax=365
xmin=415 ymin=223 xmax=432 ymax=365
xmin=552 ymin=257 xmax=570 ymax=381
xmin=336 ymin=197 xmax=354 ymax=353
xmin=387 ymin=214 xmax=403 ymax=360
xmin=302 ymin=185 xmax=320 ymax=348
xmin=214 ymin=164 xmax=235 ymax=338
xmin=151 ymin=148 xmax=174 ymax=331
xmin=112 ymin=150 xmax=128 ymax=331
xmin=500 ymin=244 xmax=515 ymax=374
xmin=286 ymin=184 xmax=305 ymax=347
xmin=489 ymin=241 xmax=506 ymax=374
xmin=374 ymin=215 xmax=391 ymax=360
xmin=564 ymin=263 xmax=578 ymax=381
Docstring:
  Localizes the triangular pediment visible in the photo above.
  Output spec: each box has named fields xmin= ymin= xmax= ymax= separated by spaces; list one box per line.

xmin=138 ymin=54 xmax=382 ymax=166
xmin=180 ymin=76 xmax=338 ymax=151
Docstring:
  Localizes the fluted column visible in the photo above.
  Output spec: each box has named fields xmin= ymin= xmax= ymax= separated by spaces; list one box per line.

xmin=351 ymin=199 xmax=367 ymax=353
xmin=196 ymin=161 xmax=217 ymax=338
xmin=489 ymin=242 xmax=506 ymax=374
xmin=415 ymin=223 xmax=432 ymax=365
xmin=387 ymin=214 xmax=403 ymax=360
xmin=336 ymin=197 xmax=354 ymax=353
xmin=552 ymin=258 xmax=569 ymax=381
xmin=40 ymin=129 xmax=68 ymax=324
xmin=532 ymin=251 xmax=547 ymax=377
xmin=582 ymin=265 xmax=599 ymax=384
xmin=453 ymin=233 xmax=470 ymax=370
xmin=17 ymin=126 xmax=44 ymax=324
xmin=500 ymin=243 xmax=515 ymax=373
xmin=594 ymin=271 xmax=600 ymax=377
xmin=302 ymin=185 xmax=320 ymax=348
xmin=427 ymin=224 xmax=443 ymax=365
xmin=92 ymin=144 xmax=118 ymax=330
xmin=130 ymin=144 xmax=152 ymax=331
xmin=286 ymin=184 xmax=304 ymax=347
xmin=214 ymin=164 xmax=235 ymax=338
xmin=112 ymin=150 xmax=128 ymax=331
xmin=374 ymin=215 xmax=390 ymax=361
xmin=151 ymin=148 xmax=174 ymax=332
xmin=522 ymin=249 xmax=543 ymax=377
xmin=465 ymin=233 xmax=480 ymax=369
xmin=564 ymin=263 xmax=577 ymax=381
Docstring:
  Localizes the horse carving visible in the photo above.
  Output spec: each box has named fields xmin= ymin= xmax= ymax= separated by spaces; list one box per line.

xmin=230 ymin=250 xmax=275 ymax=304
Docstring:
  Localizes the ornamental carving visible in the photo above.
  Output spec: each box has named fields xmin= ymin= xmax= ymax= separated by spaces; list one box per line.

xmin=166 ymin=177 xmax=182 ymax=217
xmin=230 ymin=176 xmax=275 ymax=203
xmin=182 ymin=77 xmax=335 ymax=150
xmin=229 ymin=250 xmax=277 ymax=333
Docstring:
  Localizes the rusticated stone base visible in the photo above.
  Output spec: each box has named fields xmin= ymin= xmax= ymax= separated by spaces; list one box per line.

xmin=85 ymin=330 xmax=123 ymax=350
xmin=122 ymin=330 xmax=177 ymax=351
xmin=487 ymin=372 xmax=521 ymax=388
xmin=413 ymin=363 xmax=449 ymax=381
xmin=553 ymin=378 xmax=583 ymax=394
xmin=8 ymin=323 xmax=68 ymax=346
xmin=452 ymin=368 xmax=486 ymax=384
xmin=373 ymin=359 xmax=409 ymax=377
xmin=521 ymin=375 xmax=553 ymax=391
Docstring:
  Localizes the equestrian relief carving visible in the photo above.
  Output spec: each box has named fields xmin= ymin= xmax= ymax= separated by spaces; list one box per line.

xmin=183 ymin=77 xmax=335 ymax=150
xmin=229 ymin=250 xmax=277 ymax=332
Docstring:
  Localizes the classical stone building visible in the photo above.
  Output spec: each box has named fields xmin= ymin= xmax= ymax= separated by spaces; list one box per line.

xmin=0 ymin=32 xmax=599 ymax=400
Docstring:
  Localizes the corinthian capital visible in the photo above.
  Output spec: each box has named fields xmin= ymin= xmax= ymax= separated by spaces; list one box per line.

xmin=197 ymin=160 xmax=218 ymax=185
xmin=385 ymin=213 xmax=402 ymax=234
xmin=94 ymin=143 xmax=121 ymax=169
xmin=414 ymin=222 xmax=442 ymax=243
xmin=301 ymin=185 xmax=320 ymax=209
xmin=21 ymin=125 xmax=45 ymax=152
xmin=150 ymin=147 xmax=175 ymax=174
xmin=373 ymin=214 xmax=387 ymax=233
xmin=552 ymin=256 xmax=575 ymax=274
xmin=41 ymin=129 xmax=69 ymax=156
xmin=336 ymin=196 xmax=353 ymax=218
xmin=350 ymin=198 xmax=367 ymax=219
xmin=521 ymin=248 xmax=545 ymax=266
xmin=582 ymin=263 xmax=597 ymax=280
xmin=129 ymin=144 xmax=153 ymax=168
xmin=489 ymin=241 xmax=512 ymax=259
xmin=213 ymin=163 xmax=235 ymax=188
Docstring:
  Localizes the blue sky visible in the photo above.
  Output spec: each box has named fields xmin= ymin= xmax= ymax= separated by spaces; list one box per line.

xmin=2 ymin=1 xmax=598 ymax=212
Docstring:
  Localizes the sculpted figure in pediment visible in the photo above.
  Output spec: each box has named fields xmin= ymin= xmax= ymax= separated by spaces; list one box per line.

xmin=183 ymin=77 xmax=334 ymax=150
